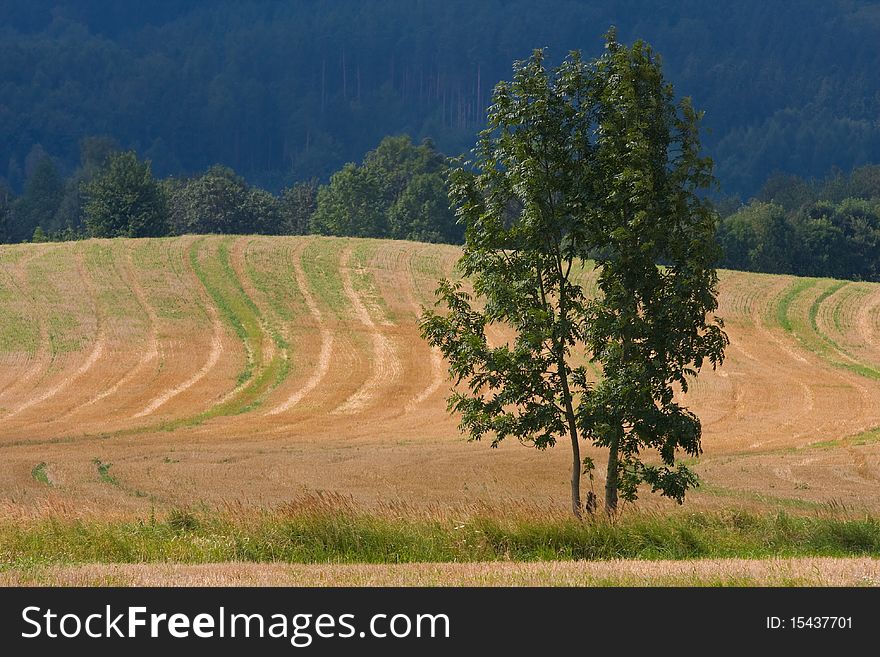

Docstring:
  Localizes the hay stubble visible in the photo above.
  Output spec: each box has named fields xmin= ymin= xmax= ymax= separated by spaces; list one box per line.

xmin=0 ymin=236 xmax=879 ymax=517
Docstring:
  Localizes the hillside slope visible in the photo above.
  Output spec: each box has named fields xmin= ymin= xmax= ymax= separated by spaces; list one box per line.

xmin=1 ymin=236 xmax=879 ymax=514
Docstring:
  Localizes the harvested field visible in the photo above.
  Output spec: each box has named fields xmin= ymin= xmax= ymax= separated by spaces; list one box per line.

xmin=1 ymin=235 xmax=880 ymax=517
xmin=5 ymin=557 xmax=880 ymax=587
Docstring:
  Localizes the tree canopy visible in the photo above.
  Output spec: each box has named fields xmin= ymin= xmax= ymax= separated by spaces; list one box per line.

xmin=167 ymin=165 xmax=281 ymax=236
xmin=82 ymin=151 xmax=167 ymax=238
xmin=312 ymin=135 xmax=460 ymax=243
xmin=718 ymin=166 xmax=880 ymax=281
xmin=421 ymin=33 xmax=727 ymax=516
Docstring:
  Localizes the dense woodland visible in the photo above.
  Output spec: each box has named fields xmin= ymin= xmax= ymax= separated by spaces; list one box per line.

xmin=2 ymin=1 xmax=880 ymax=280
xmin=718 ymin=167 xmax=880 ymax=281
xmin=2 ymin=1 xmax=880 ymax=194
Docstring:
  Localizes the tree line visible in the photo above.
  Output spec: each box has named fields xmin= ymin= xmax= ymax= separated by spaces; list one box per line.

xmin=0 ymin=135 xmax=461 ymax=246
xmin=3 ymin=137 xmax=880 ymax=284
xmin=717 ymin=166 xmax=880 ymax=281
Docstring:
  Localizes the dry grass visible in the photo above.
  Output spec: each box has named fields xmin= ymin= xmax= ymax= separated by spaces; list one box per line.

xmin=4 ymin=558 xmax=880 ymax=587
xmin=0 ymin=236 xmax=878 ymax=519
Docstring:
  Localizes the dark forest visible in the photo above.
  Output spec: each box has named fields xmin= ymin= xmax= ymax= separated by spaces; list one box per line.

xmin=2 ymin=0 xmax=879 ymax=195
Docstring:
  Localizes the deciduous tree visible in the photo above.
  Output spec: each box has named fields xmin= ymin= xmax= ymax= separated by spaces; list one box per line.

xmin=82 ymin=151 xmax=167 ymax=238
xmin=311 ymin=135 xmax=459 ymax=242
xmin=420 ymin=32 xmax=727 ymax=516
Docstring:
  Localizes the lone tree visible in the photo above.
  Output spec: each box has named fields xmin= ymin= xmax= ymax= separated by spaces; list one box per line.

xmin=419 ymin=31 xmax=728 ymax=517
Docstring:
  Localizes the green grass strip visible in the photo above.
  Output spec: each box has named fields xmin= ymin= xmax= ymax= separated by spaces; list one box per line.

xmin=189 ymin=238 xmax=255 ymax=384
xmin=299 ymin=238 xmax=348 ymax=320
xmin=774 ymin=277 xmax=816 ymax=332
xmin=240 ymin=242 xmax=293 ymax=387
xmin=808 ymin=281 xmax=880 ymax=380
xmin=158 ymin=238 xmax=285 ymax=427
xmin=775 ymin=278 xmax=880 ymax=380
xmin=4 ymin=509 xmax=880 ymax=567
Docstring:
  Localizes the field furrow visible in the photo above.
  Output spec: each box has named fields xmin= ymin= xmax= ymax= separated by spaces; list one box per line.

xmin=265 ymin=239 xmax=333 ymax=416
xmin=2 ymin=235 xmax=880 ymax=516
xmin=132 ymin=238 xmax=228 ymax=421
xmin=67 ymin=242 xmax=162 ymax=414
xmin=333 ymin=245 xmax=402 ymax=414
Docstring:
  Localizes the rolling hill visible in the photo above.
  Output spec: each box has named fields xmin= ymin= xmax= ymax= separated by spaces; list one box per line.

xmin=1 ymin=235 xmax=879 ymax=516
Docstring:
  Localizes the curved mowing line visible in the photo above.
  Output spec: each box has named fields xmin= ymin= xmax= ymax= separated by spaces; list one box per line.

xmin=237 ymin=238 xmax=291 ymax=394
xmin=774 ymin=278 xmax=816 ymax=332
xmin=776 ymin=277 xmax=880 ymax=381
xmin=132 ymin=239 xmax=225 ymax=419
xmin=266 ymin=241 xmax=334 ymax=416
xmin=155 ymin=237 xmax=286 ymax=427
xmin=807 ymin=281 xmax=880 ymax=381
xmin=809 ymin=281 xmax=848 ymax=334
xmin=404 ymin=346 xmax=444 ymax=412
xmin=133 ymin=326 xmax=222 ymax=419
xmin=5 ymin=250 xmax=107 ymax=420
xmin=126 ymin=236 xmax=283 ymax=429
xmin=70 ymin=243 xmax=161 ymax=414
xmin=333 ymin=246 xmax=401 ymax=415
xmin=209 ymin=238 xmax=287 ymax=411
xmin=403 ymin=245 xmax=446 ymax=412
xmin=193 ymin=238 xmax=256 ymax=387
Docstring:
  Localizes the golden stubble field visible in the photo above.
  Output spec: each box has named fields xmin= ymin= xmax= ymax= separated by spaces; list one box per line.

xmin=1 ymin=235 xmax=880 ymax=519
xmin=6 ymin=558 xmax=880 ymax=587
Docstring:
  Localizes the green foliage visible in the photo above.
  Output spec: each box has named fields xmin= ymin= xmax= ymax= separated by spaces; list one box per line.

xmin=31 ymin=226 xmax=47 ymax=243
xmin=793 ymin=198 xmax=880 ymax=280
xmin=312 ymin=163 xmax=387 ymax=237
xmin=92 ymin=458 xmax=119 ymax=486
xmin=421 ymin=33 xmax=727 ymax=516
xmin=30 ymin=463 xmax=51 ymax=486
xmin=50 ymin=137 xmax=121 ymax=237
xmin=389 ymin=172 xmax=457 ymax=243
xmin=279 ymin=179 xmax=318 ymax=235
xmin=83 ymin=151 xmax=168 ymax=238
xmin=1 ymin=136 xmax=464 ymax=244
xmin=718 ymin=202 xmax=793 ymax=274
xmin=720 ymin=193 xmax=880 ymax=281
xmin=3 ymin=2 xmax=880 ymax=198
xmin=166 ymin=509 xmax=201 ymax=533
xmin=168 ymin=165 xmax=280 ymax=235
xmin=246 ymin=187 xmax=283 ymax=235
xmin=757 ymin=165 xmax=880 ymax=212
xmin=312 ymin=135 xmax=460 ymax=243
xmin=10 ymin=155 xmax=64 ymax=242
xmin=580 ymin=34 xmax=727 ymax=509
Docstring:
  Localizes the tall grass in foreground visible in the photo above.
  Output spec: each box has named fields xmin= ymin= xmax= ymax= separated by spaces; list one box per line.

xmin=3 ymin=500 xmax=880 ymax=567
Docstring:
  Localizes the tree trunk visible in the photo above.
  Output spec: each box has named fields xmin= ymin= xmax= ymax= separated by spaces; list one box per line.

xmin=605 ymin=436 xmax=619 ymax=514
xmin=568 ymin=423 xmax=582 ymax=519
xmin=606 ymin=334 xmax=630 ymax=514
xmin=558 ymin=356 xmax=581 ymax=518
